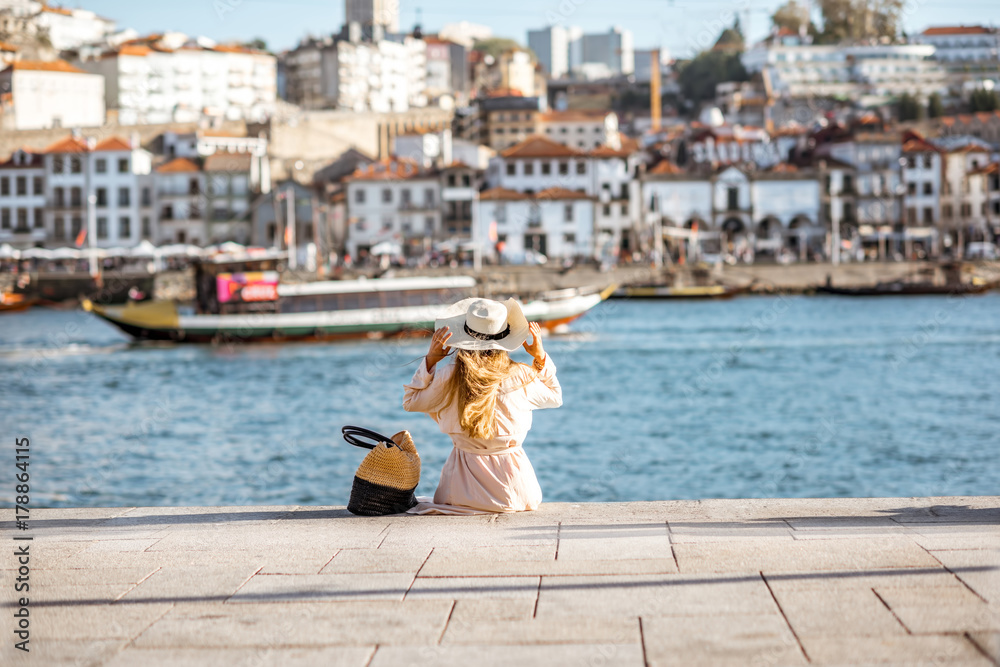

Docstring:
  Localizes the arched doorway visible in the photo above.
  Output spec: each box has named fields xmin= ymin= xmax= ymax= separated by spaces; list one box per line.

xmin=756 ymin=217 xmax=782 ymax=260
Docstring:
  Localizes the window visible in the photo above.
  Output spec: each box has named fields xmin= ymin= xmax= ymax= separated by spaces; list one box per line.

xmin=355 ymin=188 xmax=366 ymax=204
xmin=462 ymin=174 xmax=471 ymax=187
xmin=541 ymin=162 xmax=551 ymax=175
xmin=33 ymin=177 xmax=43 ymax=195
xmin=16 ymin=176 xmax=26 ymax=195
xmin=907 ymin=182 xmax=916 ymax=195
xmin=70 ymin=157 xmax=81 ymax=174
xmin=0 ymin=177 xmax=7 ymax=196
xmin=424 ymin=188 xmax=435 ymax=207
xmin=71 ymin=217 xmax=82 ymax=238
xmin=621 ymin=202 xmax=628 ymax=215
xmin=943 ymin=203 xmax=953 ymax=219
xmin=576 ymin=161 xmax=586 ymax=175
xmin=118 ymin=158 xmax=129 ymax=174
xmin=524 ymin=162 xmax=534 ymax=176
xmin=0 ymin=209 xmax=8 ymax=228
xmin=506 ymin=163 xmax=516 ymax=176
xmin=381 ymin=188 xmax=392 ymax=203
xmin=381 ymin=216 xmax=392 ymax=231
xmin=564 ymin=233 xmax=576 ymax=244
xmin=602 ymin=204 xmax=611 ymax=216
xmin=923 ymin=155 xmax=932 ymax=169
xmin=727 ymin=186 xmax=739 ymax=210
xmin=70 ymin=187 xmax=81 ymax=207
xmin=496 ymin=203 xmax=506 ymax=223
xmin=33 ymin=208 xmax=42 ymax=228
xmin=118 ymin=187 xmax=130 ymax=206
xmin=95 ymin=158 xmax=107 ymax=174
xmin=425 ymin=216 xmax=434 ymax=231
xmin=923 ymin=207 xmax=933 ymax=224
xmin=564 ymin=204 xmax=574 ymax=222
xmin=54 ymin=187 xmax=65 ymax=207
xmin=119 ymin=216 xmax=131 ymax=238
xmin=142 ymin=187 xmax=152 ymax=207
xmin=558 ymin=162 xmax=569 ymax=175
xmin=923 ymin=183 xmax=932 ymax=195
xmin=54 ymin=217 xmax=66 ymax=240
xmin=52 ymin=156 xmax=64 ymax=173
xmin=96 ymin=188 xmax=107 ymax=207
xmin=401 ymin=188 xmax=411 ymax=205
xmin=577 ymin=127 xmax=585 ymax=134
xmin=97 ymin=217 xmax=108 ymax=239
xmin=16 ymin=208 xmax=27 ymax=229
xmin=907 ymin=207 xmax=916 ymax=224
xmin=142 ymin=216 xmax=151 ymax=239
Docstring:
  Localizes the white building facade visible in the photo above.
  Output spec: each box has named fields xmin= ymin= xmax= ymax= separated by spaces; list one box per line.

xmin=916 ymin=26 xmax=1000 ymax=62
xmin=479 ymin=187 xmax=595 ymax=261
xmin=0 ymin=148 xmax=46 ymax=248
xmin=81 ymin=41 xmax=277 ymax=125
xmin=344 ymin=159 xmax=441 ymax=257
xmin=0 ymin=60 xmax=105 ymax=130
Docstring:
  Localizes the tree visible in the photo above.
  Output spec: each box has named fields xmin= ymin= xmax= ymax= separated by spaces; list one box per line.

xmin=473 ymin=38 xmax=534 ymax=62
xmin=898 ymin=92 xmax=923 ymax=121
xmin=927 ymin=92 xmax=944 ymax=118
xmin=678 ymin=50 xmax=748 ymax=105
xmin=245 ymin=37 xmax=268 ymax=52
xmin=970 ymin=89 xmax=1000 ymax=112
xmin=816 ymin=0 xmax=904 ymax=43
xmin=772 ymin=1 xmax=810 ymax=33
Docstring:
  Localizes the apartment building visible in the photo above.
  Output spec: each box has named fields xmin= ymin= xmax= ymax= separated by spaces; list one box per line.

xmin=0 ymin=60 xmax=105 ymax=130
xmin=0 ymin=148 xmax=45 ymax=248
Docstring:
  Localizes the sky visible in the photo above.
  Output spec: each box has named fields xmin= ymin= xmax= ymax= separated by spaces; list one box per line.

xmin=79 ymin=0 xmax=1000 ymax=58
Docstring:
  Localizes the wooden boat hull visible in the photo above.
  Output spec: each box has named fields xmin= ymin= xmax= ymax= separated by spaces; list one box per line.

xmin=815 ymin=282 xmax=993 ymax=297
xmin=612 ymin=284 xmax=750 ymax=300
xmin=83 ymin=285 xmax=614 ymax=345
xmin=0 ymin=295 xmax=39 ymax=313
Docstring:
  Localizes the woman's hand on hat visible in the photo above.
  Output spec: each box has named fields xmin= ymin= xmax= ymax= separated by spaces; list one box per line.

xmin=522 ymin=322 xmax=545 ymax=367
xmin=426 ymin=326 xmax=452 ymax=371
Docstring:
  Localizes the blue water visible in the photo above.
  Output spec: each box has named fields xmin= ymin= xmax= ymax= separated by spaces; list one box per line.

xmin=1 ymin=294 xmax=999 ymax=508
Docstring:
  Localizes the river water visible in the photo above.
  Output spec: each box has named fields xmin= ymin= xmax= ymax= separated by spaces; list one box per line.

xmin=2 ymin=294 xmax=998 ymax=508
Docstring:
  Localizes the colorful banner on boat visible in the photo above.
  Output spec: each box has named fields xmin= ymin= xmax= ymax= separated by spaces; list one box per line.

xmin=216 ymin=272 xmax=280 ymax=303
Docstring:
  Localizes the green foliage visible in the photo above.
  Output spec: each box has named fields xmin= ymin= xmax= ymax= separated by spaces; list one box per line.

xmin=678 ymin=51 xmax=748 ymax=104
xmin=772 ymin=1 xmax=810 ymax=32
xmin=927 ymin=92 xmax=944 ymax=118
xmin=817 ymin=0 xmax=904 ymax=42
xmin=970 ymin=89 xmax=1000 ymax=112
xmin=897 ymin=92 xmax=924 ymax=121
xmin=473 ymin=38 xmax=534 ymax=62
xmin=245 ymin=37 xmax=269 ymax=52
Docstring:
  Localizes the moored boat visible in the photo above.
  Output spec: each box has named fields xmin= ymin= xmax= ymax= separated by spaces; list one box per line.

xmin=612 ymin=283 xmax=752 ymax=300
xmin=0 ymin=292 xmax=38 ymax=313
xmin=82 ymin=273 xmax=616 ymax=344
xmin=815 ymin=278 xmax=994 ymax=297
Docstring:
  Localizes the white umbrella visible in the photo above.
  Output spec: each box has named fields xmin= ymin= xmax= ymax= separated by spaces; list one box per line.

xmin=50 ymin=247 xmax=82 ymax=259
xmin=130 ymin=240 xmax=158 ymax=257
xmin=0 ymin=243 xmax=18 ymax=259
xmin=103 ymin=246 xmax=132 ymax=257
xmin=21 ymin=247 xmax=54 ymax=259
xmin=370 ymin=241 xmax=402 ymax=256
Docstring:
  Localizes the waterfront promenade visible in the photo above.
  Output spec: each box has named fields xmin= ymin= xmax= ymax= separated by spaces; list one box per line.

xmin=3 ymin=497 xmax=998 ymax=666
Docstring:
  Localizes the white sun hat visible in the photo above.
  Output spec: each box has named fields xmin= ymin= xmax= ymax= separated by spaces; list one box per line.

xmin=435 ymin=297 xmax=530 ymax=352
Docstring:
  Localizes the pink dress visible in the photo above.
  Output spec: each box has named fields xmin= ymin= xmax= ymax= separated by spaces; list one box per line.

xmin=402 ymin=355 xmax=562 ymax=514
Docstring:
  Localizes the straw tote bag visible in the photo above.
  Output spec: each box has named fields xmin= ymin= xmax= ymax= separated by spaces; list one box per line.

xmin=342 ymin=426 xmax=421 ymax=516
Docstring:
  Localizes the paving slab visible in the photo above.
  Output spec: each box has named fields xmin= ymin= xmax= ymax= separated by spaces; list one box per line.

xmin=800 ymin=634 xmax=994 ymax=665
xmin=229 ymin=572 xmax=416 ymax=603
xmin=11 ymin=497 xmax=999 ymax=666
xmin=641 ymin=613 xmax=806 ymax=667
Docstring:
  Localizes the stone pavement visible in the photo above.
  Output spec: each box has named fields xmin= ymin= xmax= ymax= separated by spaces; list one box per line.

xmin=2 ymin=497 xmax=998 ymax=666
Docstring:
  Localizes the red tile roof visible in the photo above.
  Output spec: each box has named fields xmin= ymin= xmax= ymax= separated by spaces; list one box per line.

xmin=93 ymin=136 xmax=133 ymax=152
xmin=348 ymin=158 xmax=424 ymax=181
xmin=500 ymin=135 xmax=583 ymax=159
xmin=902 ymin=138 xmax=940 ymax=153
xmin=4 ymin=59 xmax=86 ymax=74
xmin=922 ymin=26 xmax=993 ymax=36
xmin=537 ymin=110 xmax=612 ymax=123
xmin=589 ymin=137 xmax=640 ymax=158
xmin=43 ymin=135 xmax=91 ymax=154
xmin=479 ymin=187 xmax=530 ymax=202
xmin=647 ymin=160 xmax=683 ymax=175
xmin=156 ymin=157 xmax=201 ymax=173
xmin=535 ymin=187 xmax=593 ymax=200
xmin=0 ymin=41 xmax=18 ymax=52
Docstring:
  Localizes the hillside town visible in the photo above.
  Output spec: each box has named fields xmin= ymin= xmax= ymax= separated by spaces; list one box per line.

xmin=1 ymin=0 xmax=999 ymax=269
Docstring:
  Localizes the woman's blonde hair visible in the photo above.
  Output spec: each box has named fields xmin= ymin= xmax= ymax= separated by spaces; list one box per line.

xmin=446 ymin=349 xmax=517 ymax=439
